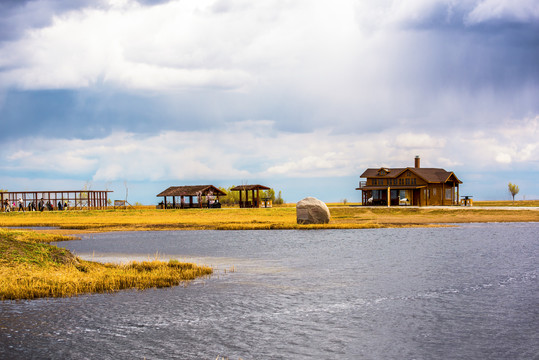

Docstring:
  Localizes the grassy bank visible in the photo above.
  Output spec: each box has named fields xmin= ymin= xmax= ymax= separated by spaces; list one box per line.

xmin=0 ymin=206 xmax=537 ymax=232
xmin=0 ymin=228 xmax=212 ymax=301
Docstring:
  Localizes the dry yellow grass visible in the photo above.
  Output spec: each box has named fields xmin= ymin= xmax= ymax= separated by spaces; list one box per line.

xmin=0 ymin=228 xmax=212 ymax=300
xmin=0 ymin=205 xmax=537 ymax=233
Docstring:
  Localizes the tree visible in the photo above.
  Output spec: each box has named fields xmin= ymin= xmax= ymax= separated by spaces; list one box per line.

xmin=274 ymin=190 xmax=284 ymax=205
xmin=508 ymin=182 xmax=519 ymax=205
xmin=262 ymin=188 xmax=275 ymax=202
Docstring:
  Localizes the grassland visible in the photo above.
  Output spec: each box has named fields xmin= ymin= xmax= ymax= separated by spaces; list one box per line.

xmin=0 ymin=228 xmax=212 ymax=301
xmin=0 ymin=204 xmax=537 ymax=233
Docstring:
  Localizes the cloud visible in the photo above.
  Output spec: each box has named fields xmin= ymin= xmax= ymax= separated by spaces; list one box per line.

xmin=2 ymin=117 xmax=537 ymax=185
xmin=394 ymin=133 xmax=446 ymax=149
xmin=0 ymin=0 xmax=537 ymax=140
xmin=466 ymin=0 xmax=539 ymax=25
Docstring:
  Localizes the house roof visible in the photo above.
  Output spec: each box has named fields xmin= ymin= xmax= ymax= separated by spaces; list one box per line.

xmin=156 ymin=185 xmax=226 ymax=197
xmin=230 ymin=184 xmax=271 ymax=191
xmin=360 ymin=167 xmax=462 ymax=184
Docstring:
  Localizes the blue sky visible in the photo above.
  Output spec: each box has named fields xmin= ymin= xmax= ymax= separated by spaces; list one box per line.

xmin=1 ymin=0 xmax=538 ymax=204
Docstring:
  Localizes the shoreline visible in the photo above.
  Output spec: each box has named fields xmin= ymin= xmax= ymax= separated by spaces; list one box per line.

xmin=1 ymin=206 xmax=538 ymax=234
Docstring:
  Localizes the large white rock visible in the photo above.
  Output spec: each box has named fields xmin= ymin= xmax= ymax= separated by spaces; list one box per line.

xmin=296 ymin=197 xmax=331 ymax=224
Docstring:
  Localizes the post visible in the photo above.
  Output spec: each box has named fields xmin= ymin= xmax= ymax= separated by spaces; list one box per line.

xmin=442 ymin=183 xmax=445 ymax=206
xmin=239 ymin=190 xmax=242 ymax=208
xmin=387 ymin=187 xmax=391 ymax=207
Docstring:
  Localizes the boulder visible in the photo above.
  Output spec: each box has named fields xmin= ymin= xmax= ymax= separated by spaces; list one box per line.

xmin=296 ymin=197 xmax=330 ymax=224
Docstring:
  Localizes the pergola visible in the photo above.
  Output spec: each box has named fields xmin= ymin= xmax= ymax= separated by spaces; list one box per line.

xmin=1 ymin=190 xmax=112 ymax=211
xmin=156 ymin=185 xmax=226 ymax=209
xmin=230 ymin=184 xmax=271 ymax=208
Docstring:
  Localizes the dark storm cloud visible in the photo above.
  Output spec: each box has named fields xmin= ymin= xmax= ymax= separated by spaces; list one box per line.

xmin=351 ymin=1 xmax=539 ymax=132
xmin=0 ymin=0 xmax=174 ymax=43
xmin=0 ymin=0 xmax=97 ymax=42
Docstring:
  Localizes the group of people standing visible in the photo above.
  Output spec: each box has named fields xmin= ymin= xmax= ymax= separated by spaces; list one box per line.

xmin=2 ymin=198 xmax=69 ymax=212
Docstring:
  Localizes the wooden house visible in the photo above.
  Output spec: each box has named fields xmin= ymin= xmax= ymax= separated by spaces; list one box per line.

xmin=356 ymin=156 xmax=462 ymax=206
xmin=156 ymin=185 xmax=226 ymax=209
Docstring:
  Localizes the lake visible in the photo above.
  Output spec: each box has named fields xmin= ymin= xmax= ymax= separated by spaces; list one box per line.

xmin=1 ymin=223 xmax=538 ymax=359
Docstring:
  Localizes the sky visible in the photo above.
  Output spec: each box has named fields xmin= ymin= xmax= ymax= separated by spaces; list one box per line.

xmin=0 ymin=0 xmax=538 ymax=204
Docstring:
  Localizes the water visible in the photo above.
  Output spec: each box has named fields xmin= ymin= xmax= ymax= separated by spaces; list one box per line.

xmin=1 ymin=223 xmax=538 ymax=359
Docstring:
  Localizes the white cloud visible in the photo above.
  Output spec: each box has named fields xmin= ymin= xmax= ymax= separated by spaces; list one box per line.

xmin=394 ymin=132 xmax=446 ymax=149
xmin=2 ymin=116 xmax=537 ymax=185
xmin=495 ymin=153 xmax=512 ymax=164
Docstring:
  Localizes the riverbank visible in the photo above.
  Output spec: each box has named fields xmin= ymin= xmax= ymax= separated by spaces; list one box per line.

xmin=0 ymin=228 xmax=212 ymax=301
xmin=0 ymin=206 xmax=538 ymax=233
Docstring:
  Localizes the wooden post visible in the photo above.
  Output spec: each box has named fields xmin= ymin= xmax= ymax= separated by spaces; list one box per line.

xmin=239 ymin=190 xmax=242 ymax=208
xmin=172 ymin=196 xmax=176 ymax=209
xmin=442 ymin=183 xmax=445 ymax=206
xmin=164 ymin=196 xmax=167 ymax=209
xmin=387 ymin=187 xmax=391 ymax=207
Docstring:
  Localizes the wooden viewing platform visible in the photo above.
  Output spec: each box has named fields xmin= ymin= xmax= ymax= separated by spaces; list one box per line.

xmin=230 ymin=184 xmax=271 ymax=208
xmin=1 ymin=190 xmax=112 ymax=211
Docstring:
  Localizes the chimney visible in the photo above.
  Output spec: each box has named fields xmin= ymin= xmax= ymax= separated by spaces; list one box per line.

xmin=414 ymin=155 xmax=420 ymax=168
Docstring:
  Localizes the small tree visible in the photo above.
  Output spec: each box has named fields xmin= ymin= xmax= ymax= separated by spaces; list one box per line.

xmin=274 ymin=190 xmax=284 ymax=205
xmin=508 ymin=182 xmax=519 ymax=205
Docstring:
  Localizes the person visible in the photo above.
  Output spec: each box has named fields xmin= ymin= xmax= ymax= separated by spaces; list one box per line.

xmin=58 ymin=201 xmax=63 ymax=210
xmin=39 ymin=198 xmax=44 ymax=212
xmin=64 ymin=202 xmax=68 ymax=210
xmin=18 ymin=198 xmax=25 ymax=212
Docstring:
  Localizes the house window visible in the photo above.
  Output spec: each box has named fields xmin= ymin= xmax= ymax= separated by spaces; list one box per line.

xmin=406 ymin=178 xmax=410 ymax=185
xmin=445 ymin=188 xmax=452 ymax=200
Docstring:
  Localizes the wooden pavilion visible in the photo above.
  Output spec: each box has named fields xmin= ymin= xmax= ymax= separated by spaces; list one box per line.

xmin=156 ymin=185 xmax=226 ymax=209
xmin=1 ymin=190 xmax=112 ymax=211
xmin=230 ymin=184 xmax=271 ymax=208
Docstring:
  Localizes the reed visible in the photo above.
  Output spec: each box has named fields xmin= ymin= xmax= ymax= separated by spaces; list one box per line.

xmin=0 ymin=229 xmax=212 ymax=301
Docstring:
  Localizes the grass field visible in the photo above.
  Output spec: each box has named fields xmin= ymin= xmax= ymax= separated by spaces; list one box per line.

xmin=0 ymin=204 xmax=537 ymax=233
xmin=0 ymin=228 xmax=212 ymax=300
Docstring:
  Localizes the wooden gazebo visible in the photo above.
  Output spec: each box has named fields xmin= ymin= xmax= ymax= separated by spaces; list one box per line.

xmin=230 ymin=185 xmax=271 ymax=208
xmin=1 ymin=190 xmax=112 ymax=211
xmin=156 ymin=185 xmax=226 ymax=209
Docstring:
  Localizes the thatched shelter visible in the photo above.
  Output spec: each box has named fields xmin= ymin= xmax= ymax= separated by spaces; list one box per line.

xmin=156 ymin=185 xmax=226 ymax=209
